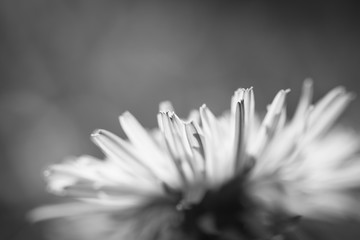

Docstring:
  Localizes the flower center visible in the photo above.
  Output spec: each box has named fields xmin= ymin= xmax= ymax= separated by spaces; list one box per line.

xmin=178 ymin=176 xmax=301 ymax=240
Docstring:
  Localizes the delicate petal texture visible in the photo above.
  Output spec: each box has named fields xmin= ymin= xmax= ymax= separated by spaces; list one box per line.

xmin=119 ymin=112 xmax=181 ymax=188
xmin=200 ymin=105 xmax=234 ymax=186
xmin=247 ymin=82 xmax=359 ymax=220
xmin=248 ymin=89 xmax=290 ymax=158
xmin=31 ymin=80 xmax=360 ymax=240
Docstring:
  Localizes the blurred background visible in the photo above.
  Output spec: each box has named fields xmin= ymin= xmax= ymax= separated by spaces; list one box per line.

xmin=1 ymin=0 xmax=360 ymax=239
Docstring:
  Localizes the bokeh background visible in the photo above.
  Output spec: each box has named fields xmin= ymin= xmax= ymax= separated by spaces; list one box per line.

xmin=1 ymin=1 xmax=360 ymax=239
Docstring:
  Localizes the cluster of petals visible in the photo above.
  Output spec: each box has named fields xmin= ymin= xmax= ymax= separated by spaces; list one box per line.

xmin=31 ymin=80 xmax=360 ymax=231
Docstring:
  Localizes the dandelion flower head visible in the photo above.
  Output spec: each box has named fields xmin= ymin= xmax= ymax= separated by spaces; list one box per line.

xmin=31 ymin=80 xmax=360 ymax=240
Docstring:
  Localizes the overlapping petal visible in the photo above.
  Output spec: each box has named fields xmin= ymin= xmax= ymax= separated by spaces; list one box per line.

xmin=30 ymin=80 xmax=360 ymax=240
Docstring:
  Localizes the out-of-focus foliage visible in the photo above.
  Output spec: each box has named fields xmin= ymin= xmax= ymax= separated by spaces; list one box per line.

xmin=1 ymin=1 xmax=360 ymax=239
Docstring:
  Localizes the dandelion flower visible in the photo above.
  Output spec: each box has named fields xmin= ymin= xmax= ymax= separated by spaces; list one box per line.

xmin=31 ymin=80 xmax=360 ymax=240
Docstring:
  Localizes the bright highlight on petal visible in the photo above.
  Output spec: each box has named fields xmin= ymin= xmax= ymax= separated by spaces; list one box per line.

xmin=30 ymin=80 xmax=360 ymax=240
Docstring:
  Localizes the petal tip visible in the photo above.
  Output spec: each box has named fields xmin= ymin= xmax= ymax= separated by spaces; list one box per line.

xmin=91 ymin=129 xmax=103 ymax=138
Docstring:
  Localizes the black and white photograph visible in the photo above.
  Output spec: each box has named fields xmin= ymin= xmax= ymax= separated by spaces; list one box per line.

xmin=1 ymin=1 xmax=360 ymax=240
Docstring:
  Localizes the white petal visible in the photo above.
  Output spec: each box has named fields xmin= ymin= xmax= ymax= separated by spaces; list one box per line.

xmin=292 ymin=79 xmax=313 ymax=123
xmin=231 ymin=88 xmax=255 ymax=174
xmin=91 ymin=129 xmax=157 ymax=181
xmin=200 ymin=105 xmax=234 ymax=186
xmin=158 ymin=112 xmax=195 ymax=187
xmin=249 ymin=89 xmax=289 ymax=158
xmin=233 ymin=100 xmax=246 ymax=172
xmin=28 ymin=201 xmax=138 ymax=222
xmin=159 ymin=101 xmax=174 ymax=112
xmin=304 ymin=90 xmax=354 ymax=143
xmin=185 ymin=122 xmax=206 ymax=178
xmin=119 ymin=112 xmax=181 ymax=188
